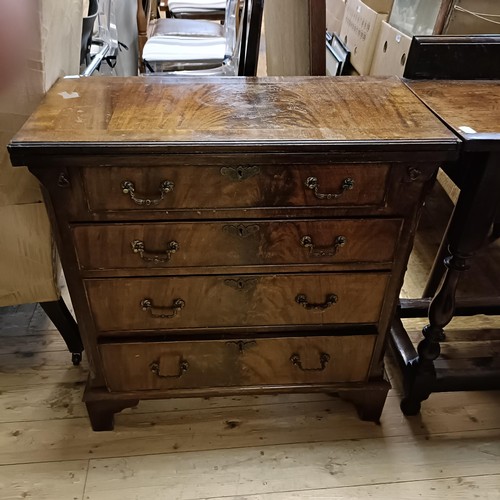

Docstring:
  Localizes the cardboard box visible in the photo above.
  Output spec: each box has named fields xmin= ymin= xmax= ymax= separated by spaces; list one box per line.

xmin=340 ymin=0 xmax=393 ymax=75
xmin=388 ymin=0 xmax=500 ymax=37
xmin=326 ymin=0 xmax=348 ymax=35
xmin=370 ymin=21 xmax=411 ymax=77
xmin=0 ymin=0 xmax=81 ymax=208
xmin=0 ymin=0 xmax=80 ymax=306
xmin=445 ymin=0 xmax=500 ymax=34
xmin=0 ymin=203 xmax=59 ymax=306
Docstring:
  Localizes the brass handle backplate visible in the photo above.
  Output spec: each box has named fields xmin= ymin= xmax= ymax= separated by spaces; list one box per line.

xmin=295 ymin=294 xmax=338 ymax=311
xmin=150 ymin=360 xmax=189 ymax=379
xmin=300 ymin=235 xmax=347 ymax=257
xmin=131 ymin=240 xmax=179 ymax=263
xmin=305 ymin=176 xmax=354 ymax=200
xmin=121 ymin=180 xmax=174 ymax=206
xmin=290 ymin=352 xmax=330 ymax=372
xmin=220 ymin=165 xmax=260 ymax=181
xmin=140 ymin=298 xmax=185 ymax=319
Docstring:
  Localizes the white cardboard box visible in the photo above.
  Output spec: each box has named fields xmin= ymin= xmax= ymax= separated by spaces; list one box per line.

xmin=340 ymin=0 xmax=393 ymax=75
xmin=326 ymin=0 xmax=348 ymax=35
xmin=370 ymin=21 xmax=412 ymax=77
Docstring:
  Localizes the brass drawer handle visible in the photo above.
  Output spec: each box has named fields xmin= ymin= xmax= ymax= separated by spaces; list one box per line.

xmin=121 ymin=180 xmax=174 ymax=206
xmin=131 ymin=240 xmax=179 ymax=263
xmin=295 ymin=294 xmax=338 ymax=311
xmin=305 ymin=176 xmax=354 ymax=200
xmin=150 ymin=360 xmax=189 ymax=379
xmin=300 ymin=235 xmax=347 ymax=257
xmin=140 ymin=298 xmax=185 ymax=319
xmin=290 ymin=352 xmax=330 ymax=372
xmin=220 ymin=165 xmax=260 ymax=181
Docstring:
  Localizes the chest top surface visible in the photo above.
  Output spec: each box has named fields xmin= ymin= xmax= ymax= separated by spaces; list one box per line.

xmin=9 ymin=76 xmax=458 ymax=160
xmin=406 ymin=80 xmax=500 ymax=152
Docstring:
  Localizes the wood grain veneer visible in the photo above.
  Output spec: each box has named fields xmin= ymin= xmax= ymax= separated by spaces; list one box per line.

xmin=8 ymin=76 xmax=459 ymax=430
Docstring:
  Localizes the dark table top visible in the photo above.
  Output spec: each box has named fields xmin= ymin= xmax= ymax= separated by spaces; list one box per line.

xmin=406 ymin=80 xmax=500 ymax=152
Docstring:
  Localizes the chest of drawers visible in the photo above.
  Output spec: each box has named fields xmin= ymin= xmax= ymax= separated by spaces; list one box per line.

xmin=9 ymin=76 xmax=458 ymax=430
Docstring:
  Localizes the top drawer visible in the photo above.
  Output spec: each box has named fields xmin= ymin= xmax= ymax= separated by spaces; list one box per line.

xmin=82 ymin=164 xmax=389 ymax=212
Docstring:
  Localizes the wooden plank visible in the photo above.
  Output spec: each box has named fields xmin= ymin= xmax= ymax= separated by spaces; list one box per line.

xmin=0 ymin=304 xmax=36 ymax=335
xmin=0 ymin=383 xmax=88 ymax=423
xmin=0 ymin=460 xmax=88 ymax=500
xmin=204 ymin=474 xmax=500 ymax=499
xmin=83 ymin=429 xmax=500 ymax=499
xmin=439 ymin=340 xmax=500 ymax=360
xmin=0 ymin=384 xmax=332 ymax=423
xmin=0 ymin=350 xmax=87 ymax=388
xmin=2 ymin=391 xmax=500 ymax=466
xmin=407 ymin=328 xmax=500 ymax=344
xmin=0 ymin=332 xmax=67 ymax=356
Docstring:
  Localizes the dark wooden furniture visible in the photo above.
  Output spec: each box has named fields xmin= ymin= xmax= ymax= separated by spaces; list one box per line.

xmin=9 ymin=76 xmax=457 ymax=430
xmin=40 ymin=298 xmax=83 ymax=365
xmin=404 ymin=35 xmax=500 ymax=82
xmin=391 ymin=80 xmax=500 ymax=415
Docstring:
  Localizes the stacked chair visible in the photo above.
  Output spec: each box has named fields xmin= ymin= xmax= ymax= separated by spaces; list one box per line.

xmin=168 ymin=0 xmax=226 ymax=20
xmin=137 ymin=0 xmax=263 ymax=76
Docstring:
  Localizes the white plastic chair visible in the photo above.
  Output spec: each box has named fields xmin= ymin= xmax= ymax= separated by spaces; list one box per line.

xmin=138 ymin=0 xmax=241 ymax=74
xmin=168 ymin=0 xmax=226 ymax=20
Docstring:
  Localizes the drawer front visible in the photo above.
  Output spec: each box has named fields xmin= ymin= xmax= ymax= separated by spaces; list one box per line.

xmin=99 ymin=335 xmax=377 ymax=391
xmin=86 ymin=273 xmax=389 ymax=332
xmin=82 ymin=164 xmax=389 ymax=212
xmin=73 ymin=219 xmax=402 ymax=271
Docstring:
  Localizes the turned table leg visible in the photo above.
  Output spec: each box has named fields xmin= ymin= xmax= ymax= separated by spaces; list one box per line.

xmin=401 ymin=152 xmax=500 ymax=415
xmin=86 ymin=399 xmax=139 ymax=431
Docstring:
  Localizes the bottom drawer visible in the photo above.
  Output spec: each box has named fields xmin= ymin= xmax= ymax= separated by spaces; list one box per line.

xmin=99 ymin=335 xmax=376 ymax=391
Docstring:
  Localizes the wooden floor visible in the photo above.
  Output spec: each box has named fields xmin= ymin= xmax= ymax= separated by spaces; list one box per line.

xmin=4 ymin=11 xmax=500 ymax=499
xmin=1 ymin=185 xmax=500 ymax=499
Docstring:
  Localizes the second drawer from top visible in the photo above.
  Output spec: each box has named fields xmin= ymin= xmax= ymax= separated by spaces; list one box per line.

xmin=72 ymin=218 xmax=402 ymax=272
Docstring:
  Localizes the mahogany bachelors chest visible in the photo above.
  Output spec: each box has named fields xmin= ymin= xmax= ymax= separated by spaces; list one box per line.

xmin=9 ymin=76 xmax=458 ymax=430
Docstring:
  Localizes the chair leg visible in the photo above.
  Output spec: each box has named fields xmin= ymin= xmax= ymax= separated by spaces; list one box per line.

xmin=40 ymin=298 xmax=84 ymax=366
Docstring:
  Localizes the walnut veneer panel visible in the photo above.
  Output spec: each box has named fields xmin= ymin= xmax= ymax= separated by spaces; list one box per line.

xmin=99 ymin=335 xmax=377 ymax=391
xmin=86 ymin=273 xmax=389 ymax=332
xmin=82 ymin=164 xmax=389 ymax=212
xmin=7 ymin=76 xmax=460 ymax=429
xmin=11 ymin=76 xmax=457 ymax=148
xmin=72 ymin=218 xmax=402 ymax=271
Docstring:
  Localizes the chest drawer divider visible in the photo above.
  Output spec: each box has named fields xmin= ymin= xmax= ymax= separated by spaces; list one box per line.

xmin=121 ymin=179 xmax=174 ymax=206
